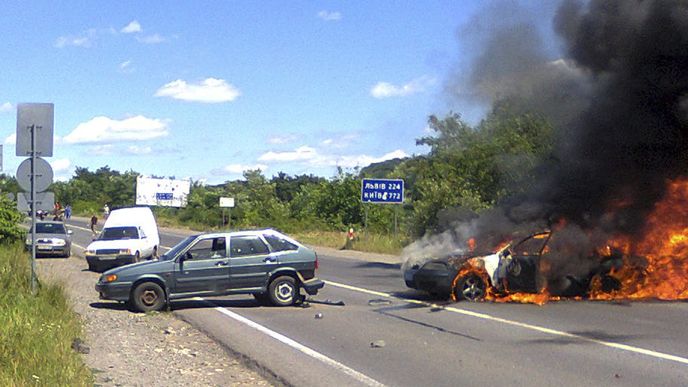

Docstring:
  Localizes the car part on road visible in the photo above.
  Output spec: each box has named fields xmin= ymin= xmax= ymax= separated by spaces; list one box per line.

xmin=131 ymin=282 xmax=166 ymax=312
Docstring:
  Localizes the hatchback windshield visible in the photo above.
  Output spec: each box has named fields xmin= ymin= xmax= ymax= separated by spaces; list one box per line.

xmin=160 ymin=235 xmax=196 ymax=261
xmin=35 ymin=223 xmax=66 ymax=234
xmin=99 ymin=226 xmax=139 ymax=240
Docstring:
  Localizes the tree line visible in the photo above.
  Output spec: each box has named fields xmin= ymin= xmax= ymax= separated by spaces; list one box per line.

xmin=0 ymin=103 xmax=553 ymax=243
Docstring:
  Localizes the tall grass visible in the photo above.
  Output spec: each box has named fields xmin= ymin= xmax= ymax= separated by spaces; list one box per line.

xmin=0 ymin=244 xmax=92 ymax=386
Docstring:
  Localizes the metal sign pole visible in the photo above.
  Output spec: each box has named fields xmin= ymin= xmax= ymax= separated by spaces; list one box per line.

xmin=30 ymin=124 xmax=37 ymax=295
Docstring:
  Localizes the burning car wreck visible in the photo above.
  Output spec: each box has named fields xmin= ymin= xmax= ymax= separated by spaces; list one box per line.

xmin=404 ymin=231 xmax=623 ymax=303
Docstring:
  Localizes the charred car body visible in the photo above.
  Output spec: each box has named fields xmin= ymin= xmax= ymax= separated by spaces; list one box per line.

xmin=404 ymin=231 xmax=623 ymax=301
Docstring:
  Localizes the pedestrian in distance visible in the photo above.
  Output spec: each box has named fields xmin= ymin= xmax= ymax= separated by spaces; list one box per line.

xmin=65 ymin=204 xmax=72 ymax=220
xmin=90 ymin=215 xmax=98 ymax=235
xmin=103 ymin=204 xmax=110 ymax=219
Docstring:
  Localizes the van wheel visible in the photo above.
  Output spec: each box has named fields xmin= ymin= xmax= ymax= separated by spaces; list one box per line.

xmin=152 ymin=246 xmax=158 ymax=260
xmin=131 ymin=282 xmax=166 ymax=312
xmin=268 ymin=276 xmax=298 ymax=306
xmin=133 ymin=252 xmax=141 ymax=263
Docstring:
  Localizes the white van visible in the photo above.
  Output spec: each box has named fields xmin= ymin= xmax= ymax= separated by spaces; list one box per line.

xmin=85 ymin=207 xmax=160 ymax=272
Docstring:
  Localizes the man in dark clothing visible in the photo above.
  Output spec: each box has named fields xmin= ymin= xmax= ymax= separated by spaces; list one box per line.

xmin=90 ymin=215 xmax=98 ymax=235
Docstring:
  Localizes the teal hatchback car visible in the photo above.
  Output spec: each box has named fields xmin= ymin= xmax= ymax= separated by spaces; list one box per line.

xmin=95 ymin=229 xmax=324 ymax=312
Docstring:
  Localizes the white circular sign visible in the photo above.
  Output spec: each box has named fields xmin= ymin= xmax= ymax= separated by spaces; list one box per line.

xmin=16 ymin=157 xmax=53 ymax=192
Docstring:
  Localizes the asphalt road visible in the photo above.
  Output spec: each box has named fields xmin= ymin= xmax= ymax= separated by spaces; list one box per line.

xmin=66 ymin=218 xmax=688 ymax=386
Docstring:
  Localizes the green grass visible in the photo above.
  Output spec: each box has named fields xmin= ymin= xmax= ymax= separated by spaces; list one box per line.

xmin=291 ymin=230 xmax=407 ymax=255
xmin=0 ymin=244 xmax=92 ymax=386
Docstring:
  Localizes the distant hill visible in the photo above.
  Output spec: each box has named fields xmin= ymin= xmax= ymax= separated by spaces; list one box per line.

xmin=360 ymin=157 xmax=408 ymax=178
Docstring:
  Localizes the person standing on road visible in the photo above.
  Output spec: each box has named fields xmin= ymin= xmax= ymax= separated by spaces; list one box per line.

xmin=90 ymin=215 xmax=98 ymax=235
xmin=103 ymin=204 xmax=110 ymax=219
xmin=65 ymin=204 xmax=72 ymax=219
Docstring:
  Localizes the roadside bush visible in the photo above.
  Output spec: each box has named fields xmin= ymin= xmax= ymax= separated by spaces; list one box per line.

xmin=0 ymin=196 xmax=25 ymax=244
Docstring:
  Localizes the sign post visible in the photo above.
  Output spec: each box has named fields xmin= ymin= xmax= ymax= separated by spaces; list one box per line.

xmin=16 ymin=103 xmax=54 ymax=295
xmin=219 ymin=197 xmax=235 ymax=229
xmin=361 ymin=178 xmax=404 ymax=238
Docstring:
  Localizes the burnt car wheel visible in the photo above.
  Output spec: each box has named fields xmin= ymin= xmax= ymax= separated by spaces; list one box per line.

xmin=455 ymin=274 xmax=487 ymax=302
xmin=131 ymin=282 xmax=166 ymax=312
xmin=268 ymin=276 xmax=298 ymax=306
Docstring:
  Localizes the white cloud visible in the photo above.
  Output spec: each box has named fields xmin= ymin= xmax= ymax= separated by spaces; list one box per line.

xmin=4 ymin=133 xmax=16 ymax=145
xmin=89 ymin=145 xmax=114 ymax=156
xmin=0 ymin=102 xmax=13 ymax=112
xmin=121 ymin=20 xmax=142 ymax=34
xmin=136 ymin=34 xmax=166 ymax=44
xmin=321 ymin=138 xmax=333 ymax=146
xmin=258 ymin=146 xmax=408 ymax=169
xmin=54 ymin=29 xmax=96 ymax=48
xmin=221 ymin=163 xmax=268 ymax=174
xmin=317 ymin=10 xmax=342 ymax=21
xmin=267 ymin=134 xmax=297 ymax=145
xmin=50 ymin=158 xmax=71 ymax=173
xmin=126 ymin=145 xmax=152 ymax=155
xmin=119 ymin=60 xmax=134 ymax=73
xmin=64 ymin=115 xmax=169 ymax=144
xmin=370 ymin=76 xmax=435 ymax=99
xmin=258 ymin=146 xmax=317 ymax=162
xmin=155 ymin=78 xmax=240 ymax=103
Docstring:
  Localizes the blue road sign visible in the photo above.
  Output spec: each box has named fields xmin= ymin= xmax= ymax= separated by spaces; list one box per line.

xmin=361 ymin=178 xmax=404 ymax=204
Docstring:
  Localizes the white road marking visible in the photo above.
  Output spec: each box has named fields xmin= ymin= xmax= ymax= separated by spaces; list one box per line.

xmin=194 ymin=298 xmax=385 ymax=387
xmin=325 ymin=280 xmax=688 ymax=366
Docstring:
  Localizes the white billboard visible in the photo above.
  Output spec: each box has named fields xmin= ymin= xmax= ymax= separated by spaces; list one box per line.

xmin=136 ymin=176 xmax=190 ymax=207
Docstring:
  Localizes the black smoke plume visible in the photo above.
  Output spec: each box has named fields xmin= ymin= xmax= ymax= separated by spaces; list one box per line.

xmin=405 ymin=0 xmax=688 ymax=277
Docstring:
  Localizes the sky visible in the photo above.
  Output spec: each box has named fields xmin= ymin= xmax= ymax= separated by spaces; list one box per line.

xmin=0 ymin=1 xmax=558 ymax=184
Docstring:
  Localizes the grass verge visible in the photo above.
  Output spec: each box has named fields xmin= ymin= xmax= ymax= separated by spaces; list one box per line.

xmin=291 ymin=230 xmax=406 ymax=255
xmin=0 ymin=244 xmax=92 ymax=386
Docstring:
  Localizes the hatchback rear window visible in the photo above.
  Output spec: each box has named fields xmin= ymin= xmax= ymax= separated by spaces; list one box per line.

xmin=264 ymin=234 xmax=298 ymax=252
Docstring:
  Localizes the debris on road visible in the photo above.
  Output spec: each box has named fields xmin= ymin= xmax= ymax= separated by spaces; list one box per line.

xmin=368 ymin=299 xmax=392 ymax=306
xmin=370 ymin=340 xmax=386 ymax=348
xmin=306 ymin=298 xmax=345 ymax=306
xmin=314 ymin=313 xmax=324 ymax=319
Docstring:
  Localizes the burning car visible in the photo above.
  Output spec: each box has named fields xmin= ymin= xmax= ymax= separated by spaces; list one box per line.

xmin=404 ymin=231 xmax=623 ymax=302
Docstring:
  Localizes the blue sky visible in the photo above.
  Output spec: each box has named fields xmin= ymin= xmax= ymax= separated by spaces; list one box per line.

xmin=0 ymin=1 xmax=557 ymax=184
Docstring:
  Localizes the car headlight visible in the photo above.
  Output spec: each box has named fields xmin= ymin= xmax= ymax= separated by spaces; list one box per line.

xmin=85 ymin=249 xmax=96 ymax=256
xmin=103 ymin=274 xmax=118 ymax=283
xmin=52 ymin=239 xmax=66 ymax=246
xmin=119 ymin=248 xmax=132 ymax=255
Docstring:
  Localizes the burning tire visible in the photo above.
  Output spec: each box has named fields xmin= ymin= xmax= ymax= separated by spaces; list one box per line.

xmin=454 ymin=274 xmax=487 ymax=302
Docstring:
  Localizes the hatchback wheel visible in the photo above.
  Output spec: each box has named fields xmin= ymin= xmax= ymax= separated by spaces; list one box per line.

xmin=455 ymin=274 xmax=487 ymax=302
xmin=132 ymin=282 xmax=166 ymax=312
xmin=268 ymin=276 xmax=298 ymax=306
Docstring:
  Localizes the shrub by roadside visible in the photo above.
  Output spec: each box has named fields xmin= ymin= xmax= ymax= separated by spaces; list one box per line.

xmin=0 ymin=244 xmax=92 ymax=385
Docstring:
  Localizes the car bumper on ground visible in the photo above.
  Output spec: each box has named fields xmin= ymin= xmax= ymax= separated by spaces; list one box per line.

xmin=301 ymin=278 xmax=325 ymax=295
xmin=95 ymin=281 xmax=133 ymax=302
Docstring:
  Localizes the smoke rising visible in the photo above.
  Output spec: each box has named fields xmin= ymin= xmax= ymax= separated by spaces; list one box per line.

xmin=404 ymin=0 xmax=688 ymax=278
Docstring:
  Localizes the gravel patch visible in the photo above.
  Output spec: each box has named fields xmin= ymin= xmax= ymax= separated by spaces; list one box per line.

xmin=36 ymin=255 xmax=274 ymax=387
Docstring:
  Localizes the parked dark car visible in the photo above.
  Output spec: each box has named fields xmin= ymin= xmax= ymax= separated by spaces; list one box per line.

xmin=96 ymin=229 xmax=324 ymax=312
xmin=404 ymin=231 xmax=622 ymax=301
xmin=25 ymin=221 xmax=72 ymax=258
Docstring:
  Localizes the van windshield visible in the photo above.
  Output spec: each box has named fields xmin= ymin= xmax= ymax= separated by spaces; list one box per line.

xmin=99 ymin=226 xmax=139 ymax=240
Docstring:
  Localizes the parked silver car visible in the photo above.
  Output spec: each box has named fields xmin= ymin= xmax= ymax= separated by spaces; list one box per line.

xmin=25 ymin=221 xmax=72 ymax=258
xmin=96 ymin=229 xmax=324 ymax=312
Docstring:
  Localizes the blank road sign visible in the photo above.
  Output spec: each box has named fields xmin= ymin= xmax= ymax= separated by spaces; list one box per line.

xmin=17 ymin=191 xmax=55 ymax=212
xmin=16 ymin=103 xmax=54 ymax=157
xmin=16 ymin=157 xmax=53 ymax=192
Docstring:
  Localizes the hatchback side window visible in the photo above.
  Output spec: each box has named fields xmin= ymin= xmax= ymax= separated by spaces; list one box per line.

xmin=186 ymin=237 xmax=227 ymax=260
xmin=230 ymin=236 xmax=269 ymax=257
xmin=264 ymin=234 xmax=298 ymax=252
